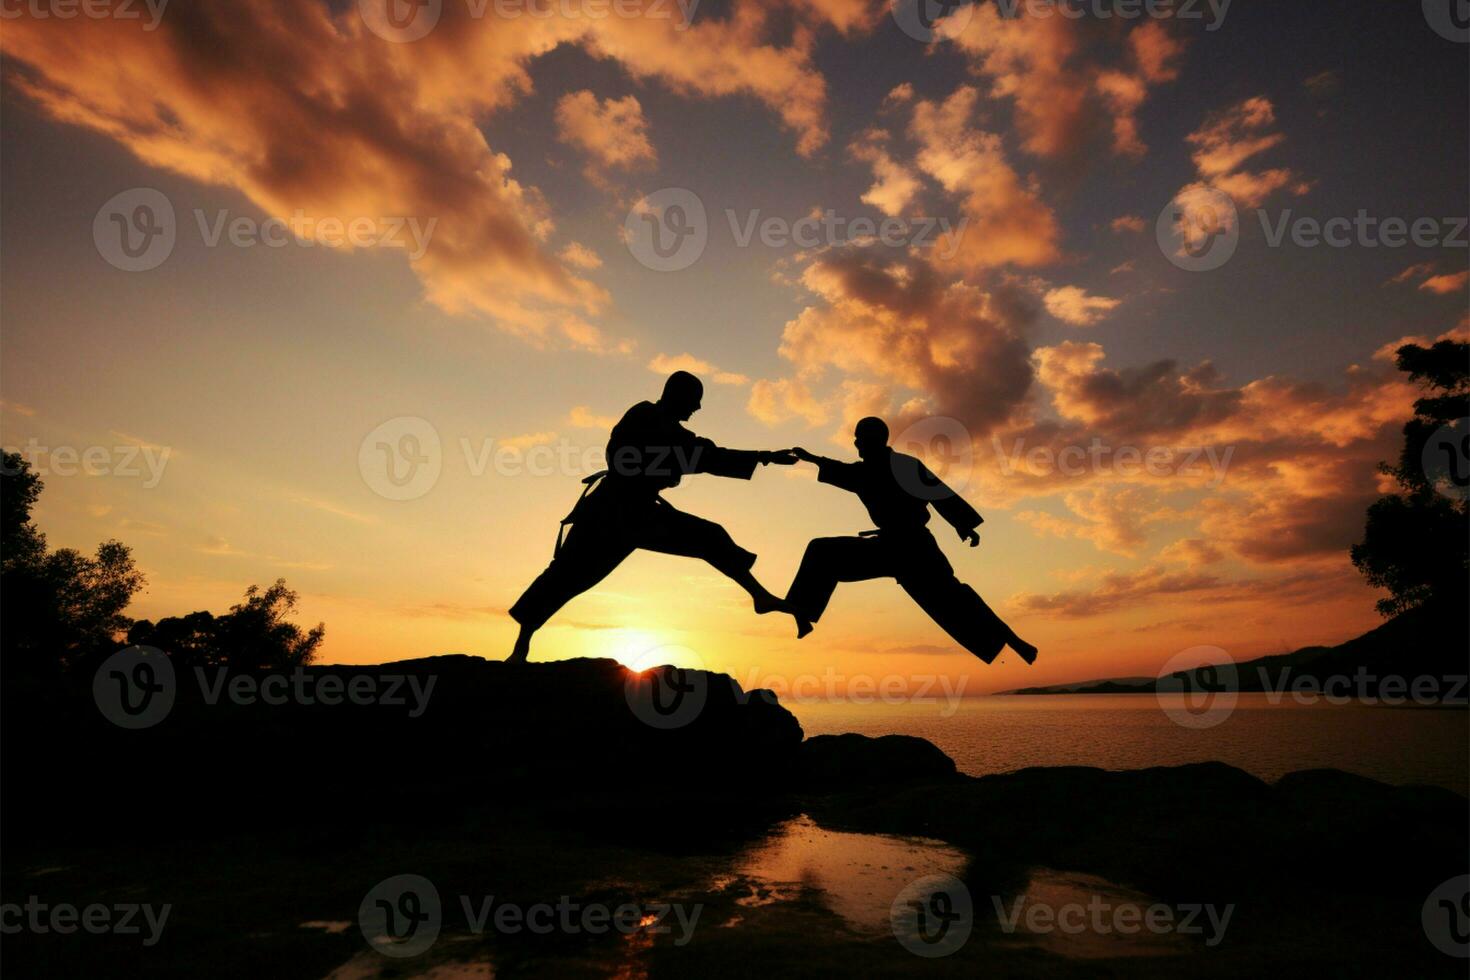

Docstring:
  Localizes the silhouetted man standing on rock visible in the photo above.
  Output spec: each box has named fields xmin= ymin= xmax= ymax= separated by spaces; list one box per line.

xmin=786 ymin=417 xmax=1037 ymax=665
xmin=507 ymin=371 xmax=803 ymax=663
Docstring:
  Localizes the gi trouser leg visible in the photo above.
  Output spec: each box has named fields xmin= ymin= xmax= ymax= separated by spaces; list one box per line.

xmin=634 ymin=500 xmax=757 ymax=579
xmin=509 ymin=519 xmax=634 ymax=631
xmin=786 ymin=536 xmax=893 ymax=622
xmin=892 ymin=533 xmax=1009 ymax=664
xmin=509 ymin=499 xmax=757 ymax=631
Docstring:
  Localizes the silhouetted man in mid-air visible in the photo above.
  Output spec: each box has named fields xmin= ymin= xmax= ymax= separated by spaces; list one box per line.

xmin=786 ymin=417 xmax=1037 ymax=665
xmin=507 ymin=371 xmax=803 ymax=663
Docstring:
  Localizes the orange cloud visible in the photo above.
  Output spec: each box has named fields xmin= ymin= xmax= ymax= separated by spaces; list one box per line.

xmin=760 ymin=247 xmax=1039 ymax=439
xmin=555 ymin=90 xmax=657 ymax=170
xmin=949 ymin=9 xmax=1183 ymax=160
xmin=648 ymin=353 xmax=748 ymax=385
xmin=1158 ymin=538 xmax=1225 ymax=566
xmin=567 ymin=406 xmax=619 ymax=429
xmin=1017 ymin=486 xmax=1179 ymax=557
xmin=1013 ymin=563 xmax=1222 ymax=618
xmin=558 ymin=242 xmax=604 ymax=270
xmin=748 ymin=377 xmax=830 ymax=427
xmin=1421 ymin=270 xmax=1470 ymax=295
xmin=1180 ymin=96 xmax=1304 ymax=210
xmin=1043 ymin=286 xmax=1121 ymax=326
xmin=1387 ymin=262 xmax=1438 ymax=286
xmin=850 ymin=129 xmax=923 ymax=218
xmin=0 ymin=0 xmax=842 ymax=345
xmin=909 ymin=86 xmax=1061 ymax=270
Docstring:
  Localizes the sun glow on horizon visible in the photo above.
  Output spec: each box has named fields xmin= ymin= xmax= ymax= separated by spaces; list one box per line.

xmin=607 ymin=629 xmax=699 ymax=673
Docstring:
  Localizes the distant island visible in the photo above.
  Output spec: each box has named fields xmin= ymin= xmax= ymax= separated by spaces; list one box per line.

xmin=998 ymin=602 xmax=1467 ymax=700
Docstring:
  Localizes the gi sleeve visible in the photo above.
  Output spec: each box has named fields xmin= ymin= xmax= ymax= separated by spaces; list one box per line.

xmin=814 ymin=458 xmax=864 ymax=494
xmin=922 ymin=461 xmax=983 ymax=533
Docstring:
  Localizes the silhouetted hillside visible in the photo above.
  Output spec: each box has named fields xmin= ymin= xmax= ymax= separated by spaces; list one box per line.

xmin=1000 ymin=602 xmax=1468 ymax=697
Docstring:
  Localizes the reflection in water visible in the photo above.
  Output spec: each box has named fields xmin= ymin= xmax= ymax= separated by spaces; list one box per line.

xmin=792 ymin=694 xmax=1470 ymax=794
xmin=300 ymin=920 xmax=352 ymax=935
xmin=323 ymin=949 xmax=494 ymax=980
xmin=714 ymin=814 xmax=968 ymax=934
xmin=992 ymin=869 xmax=1191 ymax=960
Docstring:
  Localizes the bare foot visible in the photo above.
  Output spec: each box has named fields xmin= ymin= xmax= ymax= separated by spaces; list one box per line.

xmin=506 ymin=628 xmax=532 ymax=664
xmin=752 ymin=592 xmax=783 ymax=615
xmin=1011 ymin=639 xmax=1038 ymax=665
xmin=795 ymin=616 xmax=813 ymax=639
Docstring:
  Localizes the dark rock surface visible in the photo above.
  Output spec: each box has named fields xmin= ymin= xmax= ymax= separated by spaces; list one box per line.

xmin=800 ymin=732 xmax=959 ymax=786
xmin=3 ymin=652 xmax=1466 ymax=977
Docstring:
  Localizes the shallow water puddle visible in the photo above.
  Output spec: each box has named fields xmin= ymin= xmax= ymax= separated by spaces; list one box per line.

xmin=323 ymin=948 xmax=494 ymax=980
xmin=716 ymin=814 xmax=969 ymax=935
xmin=990 ymin=868 xmax=1193 ymax=959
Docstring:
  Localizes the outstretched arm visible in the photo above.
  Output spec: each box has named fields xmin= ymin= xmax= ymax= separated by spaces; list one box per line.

xmin=790 ymin=447 xmax=834 ymax=465
xmin=791 ymin=447 xmax=863 ymax=493
xmin=921 ymin=461 xmax=984 ymax=547
xmin=682 ymin=435 xmax=796 ymax=481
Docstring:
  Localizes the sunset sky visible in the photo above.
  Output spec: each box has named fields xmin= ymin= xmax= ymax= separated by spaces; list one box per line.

xmin=2 ymin=0 xmax=1466 ymax=695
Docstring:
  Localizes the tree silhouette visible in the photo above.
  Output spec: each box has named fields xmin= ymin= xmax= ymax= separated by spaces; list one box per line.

xmin=1 ymin=450 xmax=46 ymax=569
xmin=128 ymin=579 xmax=324 ymax=671
xmin=1351 ymin=340 xmax=1469 ymax=617
xmin=3 ymin=451 xmax=325 ymax=674
xmin=1 ymin=452 xmax=145 ymax=673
